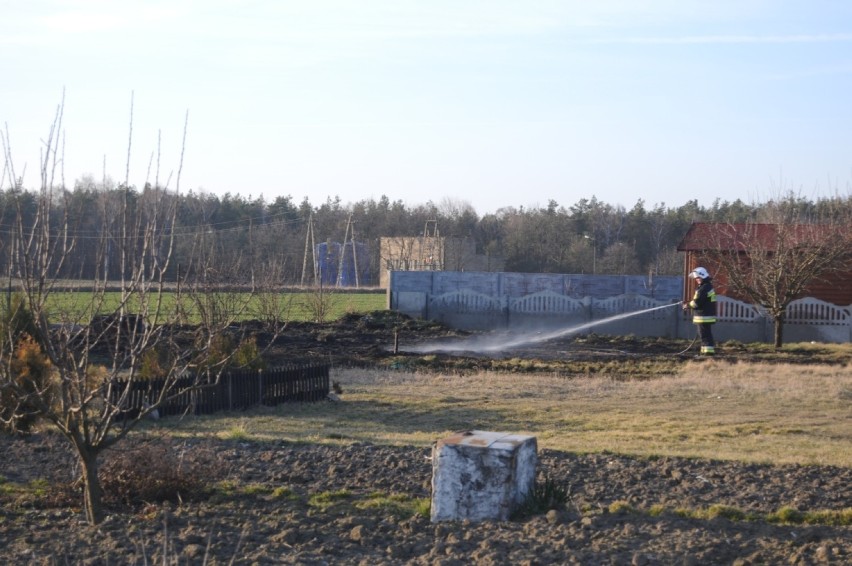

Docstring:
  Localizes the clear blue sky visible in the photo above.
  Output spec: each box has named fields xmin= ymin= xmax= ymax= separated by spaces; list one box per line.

xmin=3 ymin=1 xmax=851 ymax=215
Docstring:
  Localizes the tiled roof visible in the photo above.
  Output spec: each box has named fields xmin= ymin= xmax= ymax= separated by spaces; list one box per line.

xmin=677 ymin=222 xmax=843 ymax=252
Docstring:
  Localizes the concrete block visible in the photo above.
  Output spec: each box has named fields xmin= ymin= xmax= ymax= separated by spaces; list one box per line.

xmin=430 ymin=430 xmax=537 ymax=522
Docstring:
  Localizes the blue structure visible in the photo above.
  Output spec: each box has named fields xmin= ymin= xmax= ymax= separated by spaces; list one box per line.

xmin=316 ymin=241 xmax=371 ymax=287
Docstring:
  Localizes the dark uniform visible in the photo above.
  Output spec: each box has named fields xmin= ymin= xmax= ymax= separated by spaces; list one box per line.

xmin=687 ymin=276 xmax=717 ymax=355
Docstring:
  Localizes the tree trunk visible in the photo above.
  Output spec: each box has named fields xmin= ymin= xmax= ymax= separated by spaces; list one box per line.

xmin=78 ymin=448 xmax=105 ymax=525
xmin=773 ymin=315 xmax=785 ymax=348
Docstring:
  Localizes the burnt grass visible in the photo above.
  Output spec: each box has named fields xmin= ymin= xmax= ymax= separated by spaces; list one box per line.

xmin=1 ymin=311 xmax=850 ymax=565
xmin=264 ymin=310 xmax=852 ymax=374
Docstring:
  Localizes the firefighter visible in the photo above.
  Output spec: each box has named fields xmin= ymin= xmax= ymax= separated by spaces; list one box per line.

xmin=683 ymin=266 xmax=717 ymax=356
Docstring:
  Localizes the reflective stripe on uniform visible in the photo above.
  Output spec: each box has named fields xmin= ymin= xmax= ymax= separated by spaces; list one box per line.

xmin=693 ymin=315 xmax=716 ymax=323
xmin=691 ymin=290 xmax=717 ymax=308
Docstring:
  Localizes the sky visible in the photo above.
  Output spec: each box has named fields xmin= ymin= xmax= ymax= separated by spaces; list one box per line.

xmin=2 ymin=1 xmax=852 ymax=215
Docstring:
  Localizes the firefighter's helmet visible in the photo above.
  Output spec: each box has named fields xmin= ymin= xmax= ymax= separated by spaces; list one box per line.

xmin=689 ymin=266 xmax=710 ymax=280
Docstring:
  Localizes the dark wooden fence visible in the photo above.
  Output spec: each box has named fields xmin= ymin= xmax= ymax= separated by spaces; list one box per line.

xmin=109 ymin=363 xmax=330 ymax=417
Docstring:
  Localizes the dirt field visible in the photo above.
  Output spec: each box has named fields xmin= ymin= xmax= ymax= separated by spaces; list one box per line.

xmin=1 ymin=313 xmax=850 ymax=565
xmin=1 ymin=434 xmax=849 ymax=565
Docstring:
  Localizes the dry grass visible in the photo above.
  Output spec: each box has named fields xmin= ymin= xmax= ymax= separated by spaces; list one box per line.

xmin=170 ymin=360 xmax=852 ymax=467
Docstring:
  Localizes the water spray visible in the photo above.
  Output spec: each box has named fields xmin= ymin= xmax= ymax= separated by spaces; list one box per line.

xmin=404 ymin=302 xmax=682 ymax=355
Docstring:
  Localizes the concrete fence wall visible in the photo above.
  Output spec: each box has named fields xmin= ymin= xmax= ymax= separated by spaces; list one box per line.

xmin=388 ymin=271 xmax=852 ymax=343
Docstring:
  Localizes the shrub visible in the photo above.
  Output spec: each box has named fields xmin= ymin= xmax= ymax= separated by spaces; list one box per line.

xmin=99 ymin=438 xmax=226 ymax=507
xmin=298 ymin=288 xmax=338 ymax=323
xmin=1 ymin=295 xmax=52 ymax=433
xmin=0 ymin=293 xmax=40 ymax=347
xmin=138 ymin=346 xmax=172 ymax=380
xmin=231 ymin=335 xmax=264 ymax=370
xmin=512 ymin=476 xmax=571 ymax=519
xmin=198 ymin=334 xmax=265 ymax=373
xmin=1 ymin=333 xmax=56 ymax=433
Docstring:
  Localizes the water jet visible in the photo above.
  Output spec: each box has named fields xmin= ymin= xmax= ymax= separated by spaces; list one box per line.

xmin=403 ymin=302 xmax=680 ymax=355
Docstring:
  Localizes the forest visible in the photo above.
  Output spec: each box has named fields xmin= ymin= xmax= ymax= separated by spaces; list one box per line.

xmin=1 ymin=180 xmax=849 ymax=287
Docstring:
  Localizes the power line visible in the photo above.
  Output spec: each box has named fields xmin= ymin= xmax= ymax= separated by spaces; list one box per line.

xmin=0 ymin=210 xmax=309 ymax=240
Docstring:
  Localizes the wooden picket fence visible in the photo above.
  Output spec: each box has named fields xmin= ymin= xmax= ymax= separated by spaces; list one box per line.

xmin=109 ymin=363 xmax=330 ymax=418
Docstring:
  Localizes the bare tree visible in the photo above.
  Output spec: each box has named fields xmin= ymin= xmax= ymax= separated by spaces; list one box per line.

xmin=700 ymin=194 xmax=852 ymax=347
xmin=0 ymin=100 xmax=282 ymax=525
xmin=298 ymin=283 xmax=339 ymax=323
xmin=597 ymin=241 xmax=641 ymax=275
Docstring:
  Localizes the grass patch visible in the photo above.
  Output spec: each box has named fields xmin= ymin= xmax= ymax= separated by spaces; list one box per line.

xmin=308 ymin=489 xmax=353 ymax=511
xmin=700 ymin=504 xmax=753 ymax=521
xmin=171 ymin=360 xmax=852 ymax=467
xmin=648 ymin=504 xmax=667 ymax=517
xmin=43 ymin=290 xmax=385 ymax=325
xmin=767 ymin=506 xmax=852 ymax=526
xmin=608 ymin=500 xmax=639 ymax=515
xmin=27 ymin=479 xmax=51 ymax=498
xmin=219 ymin=419 xmax=254 ymax=441
xmin=356 ymin=492 xmax=431 ymax=518
xmin=213 ymin=480 xmax=239 ymax=497
xmin=663 ymin=504 xmax=852 ymax=526
xmin=241 ymin=483 xmax=271 ymax=496
xmin=271 ymin=486 xmax=300 ymax=501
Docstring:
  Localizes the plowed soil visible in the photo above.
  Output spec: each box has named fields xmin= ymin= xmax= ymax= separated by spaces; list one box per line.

xmin=1 ymin=434 xmax=850 ymax=565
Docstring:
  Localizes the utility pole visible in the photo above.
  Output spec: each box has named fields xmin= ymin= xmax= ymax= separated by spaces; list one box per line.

xmin=351 ymin=218 xmax=360 ymax=288
xmin=337 ymin=214 xmax=360 ymax=288
xmin=422 ymin=219 xmax=439 ymax=270
xmin=301 ymin=213 xmax=317 ymax=287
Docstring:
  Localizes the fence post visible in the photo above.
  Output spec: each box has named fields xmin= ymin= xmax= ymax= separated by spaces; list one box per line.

xmin=227 ymin=372 xmax=232 ymax=412
xmin=583 ymin=296 xmax=592 ymax=322
xmin=258 ymin=369 xmax=264 ymax=406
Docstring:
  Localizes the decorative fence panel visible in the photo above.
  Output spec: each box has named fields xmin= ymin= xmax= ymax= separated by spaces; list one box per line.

xmin=430 ymin=290 xmax=503 ymax=313
xmin=783 ymin=299 xmax=852 ymax=343
xmin=593 ymin=294 xmax=672 ymax=319
xmin=510 ymin=291 xmax=585 ymax=315
xmin=785 ymin=298 xmax=851 ymax=326
xmin=715 ymin=296 xmax=762 ymax=323
xmin=109 ymin=363 xmax=330 ymax=418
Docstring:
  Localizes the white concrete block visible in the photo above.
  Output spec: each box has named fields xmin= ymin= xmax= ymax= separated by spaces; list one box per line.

xmin=430 ymin=430 xmax=537 ymax=522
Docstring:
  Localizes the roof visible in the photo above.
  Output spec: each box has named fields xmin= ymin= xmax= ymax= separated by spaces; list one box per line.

xmin=677 ymin=222 xmax=845 ymax=252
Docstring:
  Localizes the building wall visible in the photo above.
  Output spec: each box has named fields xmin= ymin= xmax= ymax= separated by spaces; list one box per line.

xmin=378 ymin=236 xmax=504 ymax=289
xmin=683 ymin=251 xmax=852 ymax=305
xmin=677 ymin=222 xmax=852 ymax=306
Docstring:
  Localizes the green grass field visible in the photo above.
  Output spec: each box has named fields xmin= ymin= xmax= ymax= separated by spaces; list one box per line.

xmin=41 ymin=289 xmax=387 ymax=324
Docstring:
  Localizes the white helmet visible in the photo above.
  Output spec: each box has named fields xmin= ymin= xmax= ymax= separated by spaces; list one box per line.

xmin=690 ymin=266 xmax=710 ymax=280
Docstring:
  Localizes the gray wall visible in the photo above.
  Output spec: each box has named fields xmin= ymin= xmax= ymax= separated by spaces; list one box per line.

xmin=389 ymin=271 xmax=681 ymax=301
xmin=388 ymin=271 xmax=852 ymax=343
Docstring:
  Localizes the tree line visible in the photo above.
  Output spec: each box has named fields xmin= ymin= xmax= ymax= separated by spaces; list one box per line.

xmin=1 ymin=181 xmax=850 ymax=286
